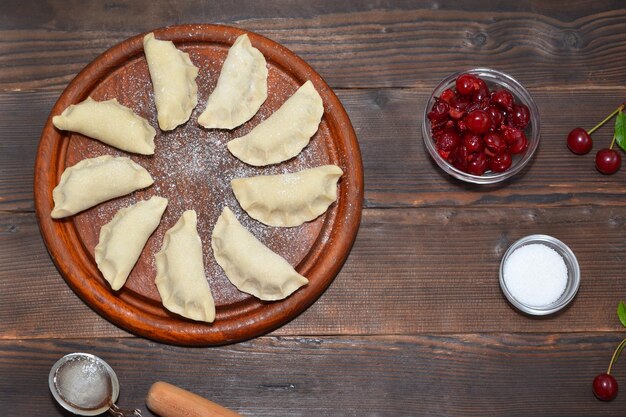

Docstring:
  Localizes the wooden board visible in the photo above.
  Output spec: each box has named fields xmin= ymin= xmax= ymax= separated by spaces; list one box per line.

xmin=33 ymin=24 xmax=363 ymax=345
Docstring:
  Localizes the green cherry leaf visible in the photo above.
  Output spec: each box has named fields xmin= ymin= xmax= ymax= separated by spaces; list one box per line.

xmin=618 ymin=301 xmax=626 ymax=328
xmin=615 ymin=110 xmax=626 ymax=152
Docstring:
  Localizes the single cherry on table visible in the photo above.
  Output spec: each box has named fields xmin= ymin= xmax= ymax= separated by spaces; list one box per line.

xmin=593 ymin=373 xmax=618 ymax=401
xmin=592 ymin=338 xmax=626 ymax=401
xmin=595 ymin=148 xmax=622 ymax=174
xmin=567 ymin=128 xmax=593 ymax=155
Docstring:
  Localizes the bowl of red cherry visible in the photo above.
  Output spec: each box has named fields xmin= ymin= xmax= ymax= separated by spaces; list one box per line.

xmin=423 ymin=68 xmax=540 ymax=184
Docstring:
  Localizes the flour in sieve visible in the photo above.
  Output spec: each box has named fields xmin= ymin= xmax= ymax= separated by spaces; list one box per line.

xmin=54 ymin=356 xmax=112 ymax=409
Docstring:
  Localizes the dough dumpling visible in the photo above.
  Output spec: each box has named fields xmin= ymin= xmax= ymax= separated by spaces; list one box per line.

xmin=51 ymin=156 xmax=154 ymax=219
xmin=156 ymin=210 xmax=215 ymax=323
xmin=95 ymin=196 xmax=168 ymax=291
xmin=198 ymin=34 xmax=268 ymax=130
xmin=227 ymin=80 xmax=323 ymax=166
xmin=143 ymin=32 xmax=199 ymax=131
xmin=211 ymin=207 xmax=308 ymax=301
xmin=52 ymin=97 xmax=156 ymax=155
xmin=232 ymin=165 xmax=343 ymax=227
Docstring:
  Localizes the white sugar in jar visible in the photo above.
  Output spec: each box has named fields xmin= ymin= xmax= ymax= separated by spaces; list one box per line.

xmin=500 ymin=235 xmax=580 ymax=315
xmin=503 ymin=243 xmax=568 ymax=307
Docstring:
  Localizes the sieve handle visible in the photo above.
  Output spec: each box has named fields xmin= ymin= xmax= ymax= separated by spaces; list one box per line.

xmin=146 ymin=381 xmax=245 ymax=417
xmin=108 ymin=403 xmax=142 ymax=417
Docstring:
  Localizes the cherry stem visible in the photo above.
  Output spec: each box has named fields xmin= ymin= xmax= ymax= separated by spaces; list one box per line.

xmin=609 ymin=134 xmax=617 ymax=150
xmin=607 ymin=338 xmax=626 ymax=375
xmin=588 ymin=103 xmax=625 ymax=135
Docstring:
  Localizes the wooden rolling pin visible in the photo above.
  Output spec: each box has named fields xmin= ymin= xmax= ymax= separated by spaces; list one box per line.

xmin=146 ymin=381 xmax=245 ymax=417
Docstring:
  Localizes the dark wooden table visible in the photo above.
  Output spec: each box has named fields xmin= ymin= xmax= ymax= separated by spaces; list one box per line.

xmin=2 ymin=1 xmax=626 ymax=416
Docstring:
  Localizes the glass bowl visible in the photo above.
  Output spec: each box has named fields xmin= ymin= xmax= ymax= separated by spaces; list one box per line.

xmin=499 ymin=234 xmax=580 ymax=316
xmin=422 ymin=68 xmax=540 ymax=184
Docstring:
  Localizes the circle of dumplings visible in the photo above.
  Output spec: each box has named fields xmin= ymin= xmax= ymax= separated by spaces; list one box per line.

xmin=35 ymin=26 xmax=362 ymax=344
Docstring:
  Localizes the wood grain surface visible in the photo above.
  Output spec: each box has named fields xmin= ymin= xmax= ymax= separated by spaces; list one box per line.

xmin=3 ymin=205 xmax=626 ymax=339
xmin=2 ymin=335 xmax=626 ymax=417
xmin=1 ymin=1 xmax=626 ymax=90
xmin=2 ymin=0 xmax=626 ymax=416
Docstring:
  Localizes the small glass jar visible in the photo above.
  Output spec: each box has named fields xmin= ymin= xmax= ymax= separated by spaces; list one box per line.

xmin=499 ymin=234 xmax=580 ymax=315
xmin=422 ymin=68 xmax=540 ymax=184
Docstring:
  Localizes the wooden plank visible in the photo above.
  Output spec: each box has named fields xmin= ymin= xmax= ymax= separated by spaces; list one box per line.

xmin=4 ymin=0 xmax=623 ymax=31
xmin=0 ymin=91 xmax=53 ymax=212
xmin=1 ymin=2 xmax=626 ymax=89
xmin=4 ymin=88 xmax=626 ymax=213
xmin=0 ymin=212 xmax=129 ymax=339
xmin=3 ymin=206 xmax=625 ymax=339
xmin=1 ymin=334 xmax=625 ymax=416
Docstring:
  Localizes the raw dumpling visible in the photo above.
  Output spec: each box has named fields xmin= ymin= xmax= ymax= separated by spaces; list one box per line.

xmin=211 ymin=206 xmax=308 ymax=301
xmin=227 ymin=80 xmax=323 ymax=166
xmin=95 ymin=196 xmax=168 ymax=290
xmin=52 ymin=97 xmax=156 ymax=155
xmin=143 ymin=32 xmax=199 ymax=131
xmin=198 ymin=34 xmax=268 ymax=129
xmin=51 ymin=155 xmax=154 ymax=219
xmin=232 ymin=165 xmax=343 ymax=227
xmin=155 ymin=210 xmax=215 ymax=323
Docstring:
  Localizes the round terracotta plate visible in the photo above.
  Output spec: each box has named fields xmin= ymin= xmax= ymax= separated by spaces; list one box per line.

xmin=34 ymin=24 xmax=363 ymax=346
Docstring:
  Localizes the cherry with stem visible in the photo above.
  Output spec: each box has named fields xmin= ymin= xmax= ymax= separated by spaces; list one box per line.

xmin=567 ymin=103 xmax=625 ymax=155
xmin=593 ymin=338 xmax=626 ymax=401
xmin=596 ymin=134 xmax=622 ymax=174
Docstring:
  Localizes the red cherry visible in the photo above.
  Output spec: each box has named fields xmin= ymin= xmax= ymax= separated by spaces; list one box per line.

xmin=473 ymin=78 xmax=489 ymax=100
xmin=566 ymin=128 xmax=593 ymax=155
xmin=450 ymin=145 xmax=469 ymax=171
xmin=593 ymin=373 xmax=618 ymax=401
xmin=435 ymin=130 xmax=460 ymax=153
xmin=595 ymin=149 xmax=622 ymax=174
xmin=466 ymin=152 xmax=488 ymax=175
xmin=491 ymin=89 xmax=514 ymax=111
xmin=463 ymin=133 xmax=484 ymax=153
xmin=501 ymin=125 xmax=523 ymax=144
xmin=450 ymin=94 xmax=471 ymax=112
xmin=483 ymin=132 xmax=506 ymax=156
xmin=456 ymin=73 xmax=478 ymax=96
xmin=486 ymin=106 xmax=504 ymax=130
xmin=509 ymin=131 xmax=529 ymax=154
xmin=448 ymin=94 xmax=469 ymax=119
xmin=489 ymin=153 xmax=512 ymax=172
xmin=428 ymin=100 xmax=450 ymax=122
xmin=465 ymin=110 xmax=491 ymax=134
xmin=508 ymin=104 xmax=531 ymax=129
xmin=439 ymin=88 xmax=455 ymax=104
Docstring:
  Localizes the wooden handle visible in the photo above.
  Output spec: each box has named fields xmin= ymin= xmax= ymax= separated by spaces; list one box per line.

xmin=146 ymin=381 xmax=245 ymax=417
